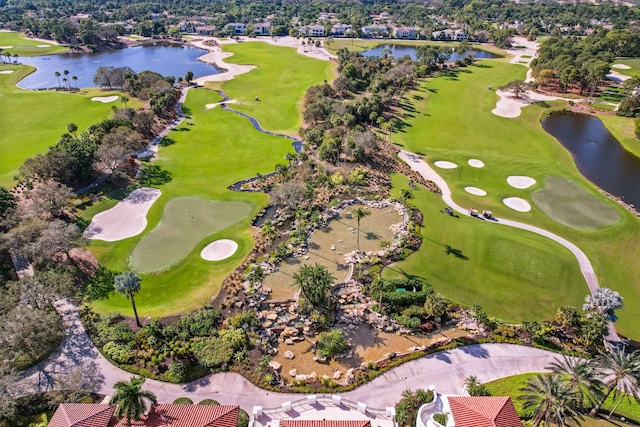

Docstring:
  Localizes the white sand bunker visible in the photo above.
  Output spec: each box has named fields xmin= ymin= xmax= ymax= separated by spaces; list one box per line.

xmin=0 ymin=46 xmax=13 ymax=49
xmin=201 ymin=239 xmax=238 ymax=261
xmin=503 ymin=197 xmax=531 ymax=212
xmin=37 ymin=44 xmax=51 ymax=48
xmin=612 ymin=64 xmax=631 ymax=70
xmin=507 ymin=176 xmax=537 ymax=189
xmin=468 ymin=159 xmax=485 ymax=168
xmin=465 ymin=186 xmax=487 ymax=196
xmin=83 ymin=187 xmax=161 ymax=242
xmin=91 ymin=95 xmax=119 ymax=103
xmin=434 ymin=160 xmax=458 ymax=169
xmin=206 ymin=99 xmax=238 ymax=109
xmin=0 ymin=70 xmax=14 ymax=74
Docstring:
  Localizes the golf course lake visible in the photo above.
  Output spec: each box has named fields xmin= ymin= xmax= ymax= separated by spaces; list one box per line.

xmin=542 ymin=111 xmax=640 ymax=208
xmin=17 ymin=44 xmax=219 ymax=89
xmin=361 ymin=44 xmax=499 ymax=61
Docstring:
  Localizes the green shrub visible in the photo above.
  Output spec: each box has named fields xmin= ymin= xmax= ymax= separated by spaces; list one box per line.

xmin=198 ymin=399 xmax=220 ymax=405
xmin=173 ymin=397 xmax=193 ymax=404
xmin=316 ymin=329 xmax=349 ymax=358
xmin=168 ymin=360 xmax=189 ymax=383
xmin=102 ymin=341 xmax=132 ymax=364
xmin=433 ymin=413 xmax=448 ymax=426
xmin=382 ymin=291 xmax=430 ymax=309
xmin=237 ymin=409 xmax=249 ymax=427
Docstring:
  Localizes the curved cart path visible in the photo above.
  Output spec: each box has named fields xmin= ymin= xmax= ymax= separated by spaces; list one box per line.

xmin=398 ymin=150 xmax=620 ymax=344
xmin=17 ymin=301 xmax=557 ymax=407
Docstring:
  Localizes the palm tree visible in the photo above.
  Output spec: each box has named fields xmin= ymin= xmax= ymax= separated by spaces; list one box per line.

xmin=590 ymin=347 xmax=640 ymax=417
xmin=520 ymin=374 xmax=583 ymax=427
xmin=63 ymin=69 xmax=70 ymax=89
xmin=292 ymin=263 xmax=335 ymax=309
xmin=284 ymin=152 xmax=296 ymax=169
xmin=120 ymin=95 xmax=129 ymax=108
xmin=54 ymin=71 xmax=61 ymax=88
xmin=114 ymin=271 xmax=143 ymax=327
xmin=547 ymin=355 xmax=604 ymax=410
xmin=110 ymin=376 xmax=157 ymax=426
xmin=72 ymin=75 xmax=78 ymax=90
xmin=399 ymin=188 xmax=414 ymax=225
xmin=352 ymin=206 xmax=370 ymax=253
xmin=261 ymin=219 xmax=277 ymax=256
xmin=66 ymin=123 xmax=78 ymax=138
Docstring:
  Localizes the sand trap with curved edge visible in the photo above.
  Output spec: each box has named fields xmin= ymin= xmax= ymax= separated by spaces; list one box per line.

xmin=465 ymin=186 xmax=487 ymax=196
xmin=0 ymin=46 xmax=13 ymax=49
xmin=434 ymin=161 xmax=458 ymax=169
xmin=206 ymin=99 xmax=238 ymax=109
xmin=503 ymin=197 xmax=531 ymax=212
xmin=492 ymin=90 xmax=575 ymax=118
xmin=0 ymin=70 xmax=14 ymax=74
xmin=468 ymin=159 xmax=484 ymax=168
xmin=91 ymin=95 xmax=119 ymax=103
xmin=612 ymin=64 xmax=631 ymax=70
xmin=83 ymin=187 xmax=161 ymax=242
xmin=37 ymin=44 xmax=51 ymax=48
xmin=507 ymin=176 xmax=537 ymax=189
xmin=201 ymin=239 xmax=238 ymax=261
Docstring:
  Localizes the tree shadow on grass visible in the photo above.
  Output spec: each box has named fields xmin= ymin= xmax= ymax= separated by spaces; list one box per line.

xmin=424 ymin=237 xmax=469 ymax=261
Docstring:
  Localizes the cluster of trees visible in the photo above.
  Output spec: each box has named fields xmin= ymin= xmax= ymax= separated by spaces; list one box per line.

xmin=22 ymin=17 xmax=120 ymax=48
xmin=87 ymin=305 xmax=259 ymax=381
xmin=395 ymin=388 xmax=434 ymax=427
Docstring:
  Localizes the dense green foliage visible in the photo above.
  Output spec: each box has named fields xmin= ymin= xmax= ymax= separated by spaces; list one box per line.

xmin=395 ymin=389 xmax=434 ymax=427
xmin=315 ymin=329 xmax=349 ymax=358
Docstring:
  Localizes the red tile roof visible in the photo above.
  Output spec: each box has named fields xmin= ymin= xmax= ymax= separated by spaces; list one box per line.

xmin=48 ymin=404 xmax=116 ymax=427
xmin=448 ymin=396 xmax=523 ymax=427
xmin=280 ymin=421 xmax=371 ymax=427
xmin=49 ymin=404 xmax=239 ymax=427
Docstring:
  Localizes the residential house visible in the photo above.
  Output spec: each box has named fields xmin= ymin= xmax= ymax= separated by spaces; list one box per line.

xmin=49 ymin=403 xmax=240 ymax=427
xmin=224 ymin=22 xmax=247 ymax=35
xmin=330 ymin=23 xmax=352 ymax=37
xmin=300 ymin=24 xmax=326 ymax=37
xmin=195 ymin=25 xmax=216 ymax=36
xmin=432 ymin=29 xmax=454 ymax=40
xmin=453 ymin=29 xmax=468 ymax=40
xmin=253 ymin=22 xmax=271 ymax=36
xmin=394 ymin=27 xmax=420 ymax=39
xmin=417 ymin=395 xmax=523 ymax=427
xmin=361 ymin=24 xmax=389 ymax=38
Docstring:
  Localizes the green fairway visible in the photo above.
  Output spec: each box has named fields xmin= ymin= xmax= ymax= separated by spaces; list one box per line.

xmin=385 ymin=175 xmax=586 ymax=322
xmin=325 ymin=38 xmax=505 ymax=56
xmin=131 ymin=197 xmax=252 ymax=272
xmin=0 ymin=31 xmax=68 ymax=56
xmin=612 ymin=57 xmax=640 ymax=76
xmin=87 ymin=88 xmax=302 ymax=316
xmin=385 ymin=60 xmax=640 ymax=338
xmin=0 ymin=64 xmax=139 ymax=186
xmin=533 ymin=176 xmax=620 ymax=229
xmin=212 ymin=42 xmax=336 ymax=134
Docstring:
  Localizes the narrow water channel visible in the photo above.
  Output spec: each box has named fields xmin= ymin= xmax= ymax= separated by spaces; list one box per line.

xmin=542 ymin=112 xmax=640 ymax=208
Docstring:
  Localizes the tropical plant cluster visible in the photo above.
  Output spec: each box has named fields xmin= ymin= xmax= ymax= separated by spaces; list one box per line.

xmin=395 ymin=388 xmax=435 ymax=427
xmin=84 ymin=306 xmax=260 ymax=382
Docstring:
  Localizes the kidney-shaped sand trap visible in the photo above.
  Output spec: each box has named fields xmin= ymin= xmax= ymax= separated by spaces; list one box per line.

xmin=468 ymin=159 xmax=485 ymax=168
xmin=612 ymin=64 xmax=631 ymax=70
xmin=91 ymin=95 xmax=119 ymax=103
xmin=0 ymin=46 xmax=13 ymax=49
xmin=507 ymin=176 xmax=536 ymax=189
xmin=465 ymin=186 xmax=487 ymax=196
xmin=83 ymin=187 xmax=161 ymax=242
xmin=503 ymin=197 xmax=531 ymax=212
xmin=201 ymin=239 xmax=238 ymax=261
xmin=0 ymin=70 xmax=14 ymax=74
xmin=37 ymin=44 xmax=51 ymax=48
xmin=434 ymin=160 xmax=458 ymax=169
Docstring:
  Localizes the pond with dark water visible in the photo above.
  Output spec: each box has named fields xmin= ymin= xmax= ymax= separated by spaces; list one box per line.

xmin=542 ymin=112 xmax=640 ymax=208
xmin=361 ymin=44 xmax=499 ymax=61
xmin=17 ymin=44 xmax=219 ymax=89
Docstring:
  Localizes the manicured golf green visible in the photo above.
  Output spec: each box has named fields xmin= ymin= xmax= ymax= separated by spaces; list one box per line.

xmin=533 ymin=176 xmax=620 ymax=229
xmin=612 ymin=57 xmax=640 ymax=76
xmin=131 ymin=197 xmax=252 ymax=272
xmin=212 ymin=42 xmax=336 ymax=134
xmin=385 ymin=175 xmax=586 ymax=322
xmin=325 ymin=38 xmax=505 ymax=56
xmin=0 ymin=31 xmax=68 ymax=56
xmin=88 ymin=88 xmax=301 ymax=316
xmin=386 ymin=60 xmax=640 ymax=338
xmin=0 ymin=64 xmax=138 ymax=186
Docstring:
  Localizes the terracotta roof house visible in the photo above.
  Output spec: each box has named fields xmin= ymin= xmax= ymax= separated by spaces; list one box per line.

xmin=280 ymin=421 xmax=371 ymax=427
xmin=447 ymin=396 xmax=522 ymax=427
xmin=48 ymin=404 xmax=239 ymax=427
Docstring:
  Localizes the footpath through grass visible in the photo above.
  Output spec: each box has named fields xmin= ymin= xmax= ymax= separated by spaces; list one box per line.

xmin=0 ymin=64 xmax=137 ymax=186
xmin=209 ymin=42 xmax=336 ymax=134
xmin=486 ymin=373 xmax=640 ymax=424
xmin=385 ymin=60 xmax=640 ymax=339
xmin=89 ymin=88 xmax=295 ymax=316
xmin=0 ymin=31 xmax=68 ymax=56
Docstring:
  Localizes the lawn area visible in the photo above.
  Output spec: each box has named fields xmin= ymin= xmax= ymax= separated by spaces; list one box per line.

xmin=385 ymin=175 xmax=586 ymax=322
xmin=208 ymin=42 xmax=336 ymax=134
xmin=0 ymin=31 xmax=68 ymax=56
xmin=88 ymin=88 xmax=298 ymax=316
xmin=599 ymin=114 xmax=640 ymax=158
xmin=384 ymin=59 xmax=640 ymax=339
xmin=612 ymin=57 xmax=640 ymax=77
xmin=486 ymin=373 xmax=640 ymax=424
xmin=0 ymin=64 xmax=140 ymax=187
xmin=325 ymin=38 xmax=505 ymax=57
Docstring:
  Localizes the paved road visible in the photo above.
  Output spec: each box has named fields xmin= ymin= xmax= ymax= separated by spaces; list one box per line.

xmin=398 ymin=150 xmax=620 ymax=344
xmin=17 ymin=301 xmax=557 ymax=408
